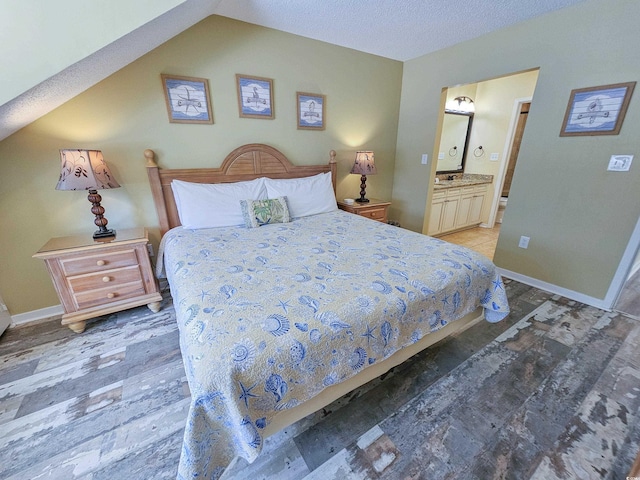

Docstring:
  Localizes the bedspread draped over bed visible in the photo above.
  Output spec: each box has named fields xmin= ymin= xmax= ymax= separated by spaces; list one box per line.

xmin=160 ymin=210 xmax=509 ymax=479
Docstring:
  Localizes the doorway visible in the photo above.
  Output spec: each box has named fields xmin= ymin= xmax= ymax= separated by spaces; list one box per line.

xmin=0 ymin=294 xmax=10 ymax=337
xmin=496 ymin=102 xmax=530 ymax=224
xmin=441 ymin=97 xmax=534 ymax=260
xmin=614 ymin=268 xmax=640 ymax=319
xmin=612 ymin=222 xmax=640 ymax=318
xmin=429 ymin=69 xmax=538 ymax=259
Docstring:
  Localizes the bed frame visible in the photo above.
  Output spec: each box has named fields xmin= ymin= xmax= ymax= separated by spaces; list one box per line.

xmin=145 ymin=143 xmax=337 ymax=236
xmin=144 ymin=143 xmax=483 ymax=470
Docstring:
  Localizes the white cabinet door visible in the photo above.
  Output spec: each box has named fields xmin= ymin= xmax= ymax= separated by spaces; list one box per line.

xmin=440 ymin=196 xmax=460 ymax=233
xmin=456 ymin=194 xmax=473 ymax=228
xmin=428 ymin=198 xmax=445 ymax=235
xmin=467 ymin=192 xmax=485 ymax=225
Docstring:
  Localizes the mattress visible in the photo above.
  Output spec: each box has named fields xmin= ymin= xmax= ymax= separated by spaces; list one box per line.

xmin=159 ymin=210 xmax=509 ymax=479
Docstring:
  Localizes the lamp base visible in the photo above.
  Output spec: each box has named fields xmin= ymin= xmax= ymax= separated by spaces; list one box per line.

xmin=93 ymin=228 xmax=116 ymax=239
xmin=356 ymin=174 xmax=370 ymax=203
xmin=88 ymin=189 xmax=115 ymax=240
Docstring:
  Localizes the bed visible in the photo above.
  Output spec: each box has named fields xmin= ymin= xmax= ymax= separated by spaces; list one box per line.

xmin=145 ymin=144 xmax=510 ymax=479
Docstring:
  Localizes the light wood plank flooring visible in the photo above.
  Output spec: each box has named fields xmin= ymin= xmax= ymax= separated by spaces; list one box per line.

xmin=2 ymin=277 xmax=639 ymax=479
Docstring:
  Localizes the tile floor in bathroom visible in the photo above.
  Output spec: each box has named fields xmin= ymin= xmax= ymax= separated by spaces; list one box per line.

xmin=438 ymin=224 xmax=500 ymax=260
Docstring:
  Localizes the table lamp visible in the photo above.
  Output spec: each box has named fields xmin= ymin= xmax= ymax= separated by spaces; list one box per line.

xmin=56 ymin=149 xmax=121 ymax=239
xmin=350 ymin=151 xmax=377 ymax=203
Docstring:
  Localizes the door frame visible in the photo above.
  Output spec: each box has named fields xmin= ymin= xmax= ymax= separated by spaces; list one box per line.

xmin=604 ymin=213 xmax=640 ymax=310
xmin=0 ymin=294 xmax=10 ymax=336
xmin=484 ymin=96 xmax=532 ymax=227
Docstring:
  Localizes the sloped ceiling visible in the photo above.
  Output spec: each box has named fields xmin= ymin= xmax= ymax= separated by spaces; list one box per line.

xmin=0 ymin=0 xmax=587 ymax=141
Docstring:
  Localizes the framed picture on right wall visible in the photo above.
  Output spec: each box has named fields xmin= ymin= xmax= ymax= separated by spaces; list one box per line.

xmin=560 ymin=81 xmax=635 ymax=136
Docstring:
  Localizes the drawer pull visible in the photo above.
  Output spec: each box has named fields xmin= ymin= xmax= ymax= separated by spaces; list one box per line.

xmin=371 ymin=212 xmax=378 ymax=217
xmin=106 ymin=293 xmax=116 ymax=299
xmin=96 ymin=260 xmax=106 ymax=266
xmin=102 ymin=276 xmax=111 ymax=283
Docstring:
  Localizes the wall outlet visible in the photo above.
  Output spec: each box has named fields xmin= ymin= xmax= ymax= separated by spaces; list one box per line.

xmin=518 ymin=236 xmax=530 ymax=249
xmin=147 ymin=243 xmax=154 ymax=257
xmin=490 ymin=152 xmax=499 ymax=161
xmin=438 ymin=152 xmax=444 ymax=160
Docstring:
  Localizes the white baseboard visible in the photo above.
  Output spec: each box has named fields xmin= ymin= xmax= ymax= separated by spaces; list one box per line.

xmin=10 ymin=304 xmax=64 ymax=328
xmin=497 ymin=268 xmax=611 ymax=311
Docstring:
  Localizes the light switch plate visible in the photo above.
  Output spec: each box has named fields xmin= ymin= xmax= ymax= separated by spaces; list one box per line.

xmin=422 ymin=154 xmax=429 ymax=164
xmin=607 ymin=155 xmax=633 ymax=171
xmin=438 ymin=152 xmax=444 ymax=160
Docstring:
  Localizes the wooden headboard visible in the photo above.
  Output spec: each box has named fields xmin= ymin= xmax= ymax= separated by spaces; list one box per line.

xmin=145 ymin=143 xmax=338 ymax=235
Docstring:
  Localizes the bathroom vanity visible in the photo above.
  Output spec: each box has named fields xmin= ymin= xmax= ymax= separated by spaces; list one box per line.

xmin=427 ymin=174 xmax=492 ymax=236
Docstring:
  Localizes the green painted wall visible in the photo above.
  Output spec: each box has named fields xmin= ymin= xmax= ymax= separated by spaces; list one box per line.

xmin=0 ymin=0 xmax=187 ymax=105
xmin=0 ymin=15 xmax=402 ymax=314
xmin=393 ymin=0 xmax=640 ymax=300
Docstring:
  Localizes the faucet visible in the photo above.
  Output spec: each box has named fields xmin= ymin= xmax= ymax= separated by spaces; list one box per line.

xmin=447 ymin=174 xmax=457 ymax=181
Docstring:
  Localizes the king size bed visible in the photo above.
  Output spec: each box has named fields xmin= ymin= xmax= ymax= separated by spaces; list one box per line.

xmin=145 ymin=144 xmax=509 ymax=479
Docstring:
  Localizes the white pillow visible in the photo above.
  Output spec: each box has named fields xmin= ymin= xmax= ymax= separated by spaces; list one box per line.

xmin=264 ymin=172 xmax=337 ymax=218
xmin=172 ymin=178 xmax=267 ymax=228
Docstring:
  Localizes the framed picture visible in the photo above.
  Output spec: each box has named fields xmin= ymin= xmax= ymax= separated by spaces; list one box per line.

xmin=297 ymin=92 xmax=326 ymax=130
xmin=236 ymin=74 xmax=274 ymax=119
xmin=161 ymin=74 xmax=213 ymax=124
xmin=560 ymin=81 xmax=635 ymax=136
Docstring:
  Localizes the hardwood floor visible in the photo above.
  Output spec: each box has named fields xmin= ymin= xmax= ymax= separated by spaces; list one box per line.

xmin=1 ymin=278 xmax=639 ymax=479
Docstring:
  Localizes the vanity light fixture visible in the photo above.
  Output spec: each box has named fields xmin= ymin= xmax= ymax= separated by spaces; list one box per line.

xmin=446 ymin=96 xmax=475 ymax=114
xmin=56 ymin=149 xmax=121 ymax=239
xmin=350 ymin=151 xmax=377 ymax=203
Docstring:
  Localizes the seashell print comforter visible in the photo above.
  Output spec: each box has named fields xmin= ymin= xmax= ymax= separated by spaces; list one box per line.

xmin=159 ymin=210 xmax=509 ymax=479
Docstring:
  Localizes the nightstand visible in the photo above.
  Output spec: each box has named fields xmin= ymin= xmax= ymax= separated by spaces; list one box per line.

xmin=34 ymin=227 xmax=162 ymax=333
xmin=337 ymin=198 xmax=391 ymax=223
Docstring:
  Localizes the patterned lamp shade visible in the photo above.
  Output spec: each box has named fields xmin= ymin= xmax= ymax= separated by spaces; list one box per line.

xmin=350 ymin=151 xmax=376 ymax=203
xmin=56 ymin=149 xmax=120 ymax=191
xmin=349 ymin=151 xmax=377 ymax=176
xmin=56 ymin=149 xmax=120 ymax=239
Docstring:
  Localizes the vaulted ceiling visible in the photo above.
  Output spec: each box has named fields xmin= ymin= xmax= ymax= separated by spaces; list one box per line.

xmin=0 ymin=0 xmax=587 ymax=141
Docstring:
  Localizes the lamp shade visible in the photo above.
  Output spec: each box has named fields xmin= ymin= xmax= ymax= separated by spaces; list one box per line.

xmin=350 ymin=151 xmax=377 ymax=175
xmin=56 ymin=149 xmax=120 ymax=191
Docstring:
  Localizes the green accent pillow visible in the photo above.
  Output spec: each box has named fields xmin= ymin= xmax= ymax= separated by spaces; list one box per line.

xmin=240 ymin=197 xmax=291 ymax=228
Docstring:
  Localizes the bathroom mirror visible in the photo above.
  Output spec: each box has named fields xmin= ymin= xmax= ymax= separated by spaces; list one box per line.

xmin=436 ymin=111 xmax=473 ymax=174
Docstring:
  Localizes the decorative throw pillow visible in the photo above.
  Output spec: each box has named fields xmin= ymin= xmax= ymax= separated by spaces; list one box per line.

xmin=240 ymin=197 xmax=291 ymax=228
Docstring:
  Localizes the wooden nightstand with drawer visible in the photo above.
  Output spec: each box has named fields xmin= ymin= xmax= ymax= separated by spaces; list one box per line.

xmin=34 ymin=227 xmax=162 ymax=333
xmin=337 ymin=199 xmax=391 ymax=223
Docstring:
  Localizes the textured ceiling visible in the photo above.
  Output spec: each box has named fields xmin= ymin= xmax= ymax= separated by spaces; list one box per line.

xmin=0 ymin=0 xmax=587 ymax=141
xmin=215 ymin=0 xmax=587 ymax=62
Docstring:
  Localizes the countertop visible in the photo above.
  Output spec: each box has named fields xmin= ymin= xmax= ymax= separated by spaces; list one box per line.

xmin=433 ymin=173 xmax=493 ymax=190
